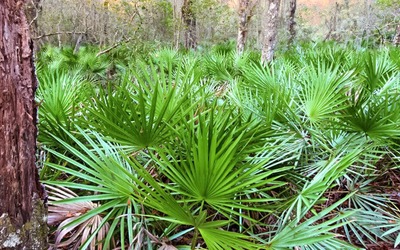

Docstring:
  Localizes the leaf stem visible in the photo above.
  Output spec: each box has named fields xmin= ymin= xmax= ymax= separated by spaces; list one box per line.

xmin=191 ymin=228 xmax=199 ymax=250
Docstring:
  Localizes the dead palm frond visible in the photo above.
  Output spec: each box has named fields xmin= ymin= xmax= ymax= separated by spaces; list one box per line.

xmin=47 ymin=185 xmax=111 ymax=250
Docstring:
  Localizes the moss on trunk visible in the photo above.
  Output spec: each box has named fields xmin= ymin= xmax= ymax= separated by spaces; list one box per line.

xmin=0 ymin=196 xmax=48 ymax=250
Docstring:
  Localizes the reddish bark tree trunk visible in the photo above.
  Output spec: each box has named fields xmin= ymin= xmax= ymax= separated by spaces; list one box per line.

xmin=182 ymin=0 xmax=197 ymax=49
xmin=0 ymin=0 xmax=48 ymax=248
xmin=261 ymin=0 xmax=281 ymax=63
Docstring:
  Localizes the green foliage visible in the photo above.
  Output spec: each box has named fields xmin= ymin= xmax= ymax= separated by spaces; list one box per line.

xmin=341 ymin=52 xmax=400 ymax=143
xmin=377 ymin=0 xmax=400 ymax=7
xmin=154 ymin=104 xmax=287 ymax=219
xmin=38 ymin=43 xmax=400 ymax=249
xmin=84 ymin=60 xmax=199 ymax=152
xmin=36 ymin=69 xmax=89 ymax=148
xmin=37 ymin=46 xmax=110 ymax=76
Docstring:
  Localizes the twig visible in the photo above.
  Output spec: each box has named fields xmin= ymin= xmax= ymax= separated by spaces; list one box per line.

xmin=95 ymin=37 xmax=132 ymax=57
xmin=28 ymin=0 xmax=40 ymax=27
xmin=33 ymin=31 xmax=86 ymax=40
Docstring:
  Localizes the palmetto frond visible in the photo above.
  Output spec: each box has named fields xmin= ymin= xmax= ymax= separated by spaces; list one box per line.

xmin=85 ymin=60 xmax=199 ymax=152
xmin=154 ymin=103 xmax=289 ymax=220
xmin=47 ymin=185 xmax=110 ymax=250
xmin=36 ymin=69 xmax=89 ymax=148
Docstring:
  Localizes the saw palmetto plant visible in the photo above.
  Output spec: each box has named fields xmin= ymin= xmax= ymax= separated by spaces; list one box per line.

xmin=38 ymin=43 xmax=400 ymax=249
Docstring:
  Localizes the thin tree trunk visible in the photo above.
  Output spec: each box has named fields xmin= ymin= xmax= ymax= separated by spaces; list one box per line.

xmin=73 ymin=34 xmax=83 ymax=54
xmin=237 ymin=0 xmax=251 ymax=54
xmin=324 ymin=2 xmax=340 ymax=41
xmin=236 ymin=0 xmax=258 ymax=55
xmin=57 ymin=21 xmax=62 ymax=47
xmin=287 ymin=0 xmax=296 ymax=46
xmin=393 ymin=24 xmax=400 ymax=46
xmin=0 ymin=0 xmax=48 ymax=249
xmin=173 ymin=0 xmax=183 ymax=50
xmin=182 ymin=0 xmax=196 ymax=49
xmin=25 ymin=0 xmax=41 ymax=38
xmin=261 ymin=0 xmax=281 ymax=63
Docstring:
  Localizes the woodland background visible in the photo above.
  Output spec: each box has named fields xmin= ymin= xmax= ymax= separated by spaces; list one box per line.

xmin=29 ymin=0 xmax=400 ymax=51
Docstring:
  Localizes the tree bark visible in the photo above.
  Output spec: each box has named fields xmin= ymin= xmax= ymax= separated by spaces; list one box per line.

xmin=286 ymin=0 xmax=296 ymax=46
xmin=261 ymin=0 xmax=281 ymax=64
xmin=393 ymin=24 xmax=400 ymax=46
xmin=0 ymin=0 xmax=48 ymax=249
xmin=173 ymin=0 xmax=183 ymax=49
xmin=182 ymin=0 xmax=197 ymax=49
xmin=236 ymin=0 xmax=258 ymax=55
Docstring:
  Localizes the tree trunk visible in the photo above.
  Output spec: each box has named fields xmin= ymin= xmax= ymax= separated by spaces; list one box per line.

xmin=393 ymin=24 xmax=400 ymax=46
xmin=261 ymin=0 xmax=281 ymax=63
xmin=182 ymin=0 xmax=197 ymax=49
xmin=286 ymin=0 xmax=296 ymax=46
xmin=324 ymin=2 xmax=341 ymax=41
xmin=173 ymin=0 xmax=183 ymax=49
xmin=236 ymin=0 xmax=258 ymax=55
xmin=0 ymin=1 xmax=48 ymax=249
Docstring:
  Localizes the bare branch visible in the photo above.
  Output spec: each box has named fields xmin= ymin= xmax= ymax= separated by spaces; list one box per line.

xmin=96 ymin=37 xmax=133 ymax=57
xmin=33 ymin=31 xmax=87 ymax=40
xmin=28 ymin=0 xmax=40 ymax=27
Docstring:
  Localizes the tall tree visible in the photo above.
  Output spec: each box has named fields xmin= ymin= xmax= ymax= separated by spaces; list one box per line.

xmin=0 ymin=0 xmax=48 ymax=248
xmin=182 ymin=0 xmax=197 ymax=49
xmin=286 ymin=0 xmax=296 ymax=46
xmin=172 ymin=0 xmax=184 ymax=49
xmin=261 ymin=0 xmax=281 ymax=63
xmin=236 ymin=0 xmax=259 ymax=54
